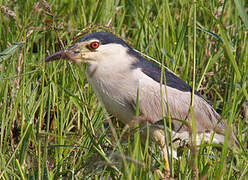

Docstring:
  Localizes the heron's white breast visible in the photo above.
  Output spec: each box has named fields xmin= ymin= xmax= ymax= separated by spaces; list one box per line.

xmin=86 ymin=55 xmax=138 ymax=125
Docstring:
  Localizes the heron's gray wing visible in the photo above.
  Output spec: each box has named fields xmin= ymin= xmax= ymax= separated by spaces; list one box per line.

xmin=136 ymin=77 xmax=226 ymax=134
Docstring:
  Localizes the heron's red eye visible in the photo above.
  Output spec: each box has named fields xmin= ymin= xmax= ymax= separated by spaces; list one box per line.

xmin=90 ymin=41 xmax=100 ymax=49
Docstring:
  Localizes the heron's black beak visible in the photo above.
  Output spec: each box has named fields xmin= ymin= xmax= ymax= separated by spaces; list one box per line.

xmin=45 ymin=50 xmax=69 ymax=62
xmin=45 ymin=43 xmax=87 ymax=63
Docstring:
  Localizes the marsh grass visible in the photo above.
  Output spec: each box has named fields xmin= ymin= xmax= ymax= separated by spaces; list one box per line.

xmin=0 ymin=0 xmax=247 ymax=179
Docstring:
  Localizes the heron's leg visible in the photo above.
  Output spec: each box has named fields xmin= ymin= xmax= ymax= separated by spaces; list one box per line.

xmin=161 ymin=144 xmax=170 ymax=171
xmin=140 ymin=124 xmax=171 ymax=177
xmin=150 ymin=128 xmax=170 ymax=172
xmin=138 ymin=126 xmax=170 ymax=180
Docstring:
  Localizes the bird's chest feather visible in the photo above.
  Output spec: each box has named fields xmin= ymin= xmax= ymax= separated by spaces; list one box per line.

xmin=86 ymin=65 xmax=137 ymax=124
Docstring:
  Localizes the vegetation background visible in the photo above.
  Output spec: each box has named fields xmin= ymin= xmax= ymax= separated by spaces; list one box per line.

xmin=0 ymin=0 xmax=247 ymax=179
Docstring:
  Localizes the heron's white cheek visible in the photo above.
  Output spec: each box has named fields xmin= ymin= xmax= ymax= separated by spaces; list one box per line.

xmin=81 ymin=52 xmax=98 ymax=61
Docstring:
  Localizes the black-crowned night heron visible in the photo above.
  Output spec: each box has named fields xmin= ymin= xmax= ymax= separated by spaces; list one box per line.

xmin=45 ymin=32 xmax=238 ymax=173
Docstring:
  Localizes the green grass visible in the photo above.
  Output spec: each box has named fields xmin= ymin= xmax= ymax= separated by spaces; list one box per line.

xmin=0 ymin=0 xmax=247 ymax=179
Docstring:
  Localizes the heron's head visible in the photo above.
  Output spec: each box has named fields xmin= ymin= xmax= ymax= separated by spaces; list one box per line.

xmin=45 ymin=32 xmax=135 ymax=66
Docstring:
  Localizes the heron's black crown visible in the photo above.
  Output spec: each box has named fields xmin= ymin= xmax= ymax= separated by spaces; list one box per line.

xmin=78 ymin=32 xmax=131 ymax=48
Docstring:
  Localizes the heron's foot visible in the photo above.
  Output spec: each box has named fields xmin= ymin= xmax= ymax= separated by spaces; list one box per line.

xmin=163 ymin=153 xmax=170 ymax=171
xmin=154 ymin=168 xmax=173 ymax=180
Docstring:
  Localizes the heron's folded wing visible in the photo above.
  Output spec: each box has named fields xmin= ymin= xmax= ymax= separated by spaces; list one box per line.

xmin=136 ymin=77 xmax=226 ymax=134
